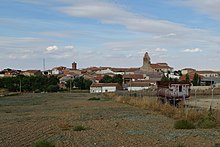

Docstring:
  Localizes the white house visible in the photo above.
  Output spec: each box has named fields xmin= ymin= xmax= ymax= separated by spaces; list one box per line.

xmin=127 ymin=82 xmax=150 ymax=91
xmin=95 ymin=68 xmax=114 ymax=75
xmin=90 ymin=83 xmax=121 ymax=93
xmin=52 ymin=66 xmax=66 ymax=75
xmin=197 ymin=70 xmax=219 ymax=78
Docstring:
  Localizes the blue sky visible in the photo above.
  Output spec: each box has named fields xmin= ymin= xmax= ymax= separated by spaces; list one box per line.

xmin=0 ymin=0 xmax=220 ymax=70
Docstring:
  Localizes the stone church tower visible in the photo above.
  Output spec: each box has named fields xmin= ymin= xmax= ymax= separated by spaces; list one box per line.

xmin=140 ymin=52 xmax=153 ymax=72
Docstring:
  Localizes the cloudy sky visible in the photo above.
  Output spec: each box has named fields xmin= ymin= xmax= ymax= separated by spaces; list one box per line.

xmin=0 ymin=0 xmax=220 ymax=70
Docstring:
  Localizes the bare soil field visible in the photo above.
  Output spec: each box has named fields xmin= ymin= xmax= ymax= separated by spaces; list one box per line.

xmin=0 ymin=93 xmax=220 ymax=147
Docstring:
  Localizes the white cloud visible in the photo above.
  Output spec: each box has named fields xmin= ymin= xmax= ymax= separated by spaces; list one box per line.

xmin=57 ymin=1 xmax=196 ymax=35
xmin=64 ymin=45 xmax=74 ymax=49
xmin=182 ymin=48 xmax=202 ymax=53
xmin=180 ymin=0 xmax=220 ymax=22
xmin=155 ymin=48 xmax=167 ymax=52
xmin=46 ymin=45 xmax=58 ymax=53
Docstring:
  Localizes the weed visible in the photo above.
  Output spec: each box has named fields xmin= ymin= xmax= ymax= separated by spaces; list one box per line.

xmin=214 ymin=143 xmax=220 ymax=147
xmin=73 ymin=125 xmax=87 ymax=131
xmin=197 ymin=107 xmax=216 ymax=129
xmin=58 ymin=123 xmax=73 ymax=131
xmin=174 ymin=119 xmax=195 ymax=129
xmin=170 ymin=143 xmax=186 ymax=147
xmin=31 ymin=140 xmax=54 ymax=147
xmin=88 ymin=97 xmax=100 ymax=101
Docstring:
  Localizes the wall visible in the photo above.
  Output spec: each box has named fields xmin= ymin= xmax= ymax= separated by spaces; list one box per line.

xmin=191 ymin=86 xmax=210 ymax=90
xmin=102 ymin=86 xmax=116 ymax=92
xmin=127 ymin=86 xmax=149 ymax=91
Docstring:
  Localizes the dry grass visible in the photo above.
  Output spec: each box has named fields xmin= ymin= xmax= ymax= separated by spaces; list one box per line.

xmin=105 ymin=93 xmax=210 ymax=122
xmin=57 ymin=123 xmax=73 ymax=131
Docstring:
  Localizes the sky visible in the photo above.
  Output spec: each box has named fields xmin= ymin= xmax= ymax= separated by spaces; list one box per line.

xmin=0 ymin=0 xmax=220 ymax=70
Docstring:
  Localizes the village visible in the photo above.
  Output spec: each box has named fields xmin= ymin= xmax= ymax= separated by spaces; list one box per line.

xmin=0 ymin=52 xmax=219 ymax=94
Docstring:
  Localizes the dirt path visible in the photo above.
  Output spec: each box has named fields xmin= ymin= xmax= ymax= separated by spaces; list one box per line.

xmin=0 ymin=93 xmax=220 ymax=147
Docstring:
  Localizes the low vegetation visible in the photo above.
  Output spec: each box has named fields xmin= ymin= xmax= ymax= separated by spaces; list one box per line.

xmin=88 ymin=97 xmax=100 ymax=101
xmin=170 ymin=143 xmax=186 ymax=147
xmin=197 ymin=107 xmax=216 ymax=129
xmin=73 ymin=125 xmax=87 ymax=131
xmin=0 ymin=75 xmax=59 ymax=92
xmin=31 ymin=140 xmax=54 ymax=147
xmin=174 ymin=120 xmax=195 ymax=129
xmin=105 ymin=93 xmax=217 ymax=129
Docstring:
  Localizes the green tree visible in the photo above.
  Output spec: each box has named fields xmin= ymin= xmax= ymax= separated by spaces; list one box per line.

xmin=99 ymin=75 xmax=113 ymax=83
xmin=192 ymin=73 xmax=200 ymax=86
xmin=72 ymin=76 xmax=92 ymax=90
xmin=185 ymin=73 xmax=190 ymax=82
xmin=112 ymin=74 xmax=123 ymax=85
xmin=161 ymin=74 xmax=170 ymax=81
xmin=84 ymin=79 xmax=92 ymax=89
xmin=0 ymin=75 xmax=59 ymax=92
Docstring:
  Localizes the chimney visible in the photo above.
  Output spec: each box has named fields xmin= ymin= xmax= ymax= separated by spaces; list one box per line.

xmin=72 ymin=62 xmax=77 ymax=70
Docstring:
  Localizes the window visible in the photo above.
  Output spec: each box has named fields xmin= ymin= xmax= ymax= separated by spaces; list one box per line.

xmin=179 ymin=86 xmax=182 ymax=92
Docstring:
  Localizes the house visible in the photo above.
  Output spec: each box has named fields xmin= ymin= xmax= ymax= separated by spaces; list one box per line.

xmin=127 ymin=82 xmax=150 ymax=91
xmin=95 ymin=68 xmax=114 ymax=75
xmin=196 ymin=70 xmax=219 ymax=78
xmin=150 ymin=63 xmax=173 ymax=73
xmin=42 ymin=70 xmax=52 ymax=75
xmin=90 ymin=83 xmax=121 ymax=93
xmin=52 ymin=66 xmax=66 ymax=75
xmin=181 ymin=68 xmax=196 ymax=75
xmin=111 ymin=68 xmax=139 ymax=75
xmin=22 ymin=70 xmax=42 ymax=76
xmin=59 ymin=74 xmax=76 ymax=89
xmin=123 ymin=74 xmax=146 ymax=84
xmin=179 ymin=73 xmax=204 ymax=82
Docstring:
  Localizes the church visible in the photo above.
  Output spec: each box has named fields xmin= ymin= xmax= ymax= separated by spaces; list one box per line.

xmin=140 ymin=52 xmax=173 ymax=73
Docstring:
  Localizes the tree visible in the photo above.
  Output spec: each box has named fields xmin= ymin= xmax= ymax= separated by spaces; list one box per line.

xmin=0 ymin=75 xmax=59 ymax=92
xmin=185 ymin=73 xmax=190 ymax=82
xmin=192 ymin=73 xmax=200 ymax=86
xmin=161 ymin=74 xmax=170 ymax=82
xmin=71 ymin=76 xmax=92 ymax=90
xmin=112 ymin=74 xmax=123 ymax=85
xmin=99 ymin=75 xmax=113 ymax=83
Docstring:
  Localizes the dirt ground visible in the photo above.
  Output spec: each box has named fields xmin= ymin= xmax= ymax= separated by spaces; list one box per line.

xmin=0 ymin=93 xmax=220 ymax=147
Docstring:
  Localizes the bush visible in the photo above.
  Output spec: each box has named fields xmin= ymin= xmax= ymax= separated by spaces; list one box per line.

xmin=88 ymin=97 xmax=100 ymax=101
xmin=31 ymin=140 xmax=54 ymax=147
xmin=170 ymin=143 xmax=186 ymax=147
xmin=197 ymin=117 xmax=216 ymax=129
xmin=197 ymin=107 xmax=216 ymax=129
xmin=73 ymin=125 xmax=86 ymax=131
xmin=174 ymin=119 xmax=195 ymax=129
xmin=214 ymin=143 xmax=220 ymax=147
xmin=47 ymin=85 xmax=59 ymax=92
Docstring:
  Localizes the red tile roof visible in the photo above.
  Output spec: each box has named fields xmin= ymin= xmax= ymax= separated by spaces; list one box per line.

xmin=129 ymin=82 xmax=150 ymax=87
xmin=180 ymin=73 xmax=204 ymax=81
xmin=123 ymin=74 xmax=144 ymax=79
xmin=111 ymin=68 xmax=139 ymax=72
xmin=150 ymin=64 xmax=173 ymax=69
xmin=91 ymin=83 xmax=122 ymax=89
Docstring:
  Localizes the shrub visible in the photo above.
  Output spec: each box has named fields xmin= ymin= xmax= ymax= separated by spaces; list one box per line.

xmin=73 ymin=125 xmax=87 ymax=131
xmin=174 ymin=119 xmax=195 ymax=129
xmin=88 ymin=97 xmax=100 ymax=101
xmin=31 ymin=140 xmax=54 ymax=147
xmin=47 ymin=85 xmax=59 ymax=92
xmin=197 ymin=117 xmax=216 ymax=129
xmin=214 ymin=143 xmax=220 ymax=147
xmin=170 ymin=143 xmax=186 ymax=147
xmin=197 ymin=107 xmax=216 ymax=129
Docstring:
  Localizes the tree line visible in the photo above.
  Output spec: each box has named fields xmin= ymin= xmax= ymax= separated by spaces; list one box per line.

xmin=0 ymin=75 xmax=59 ymax=92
